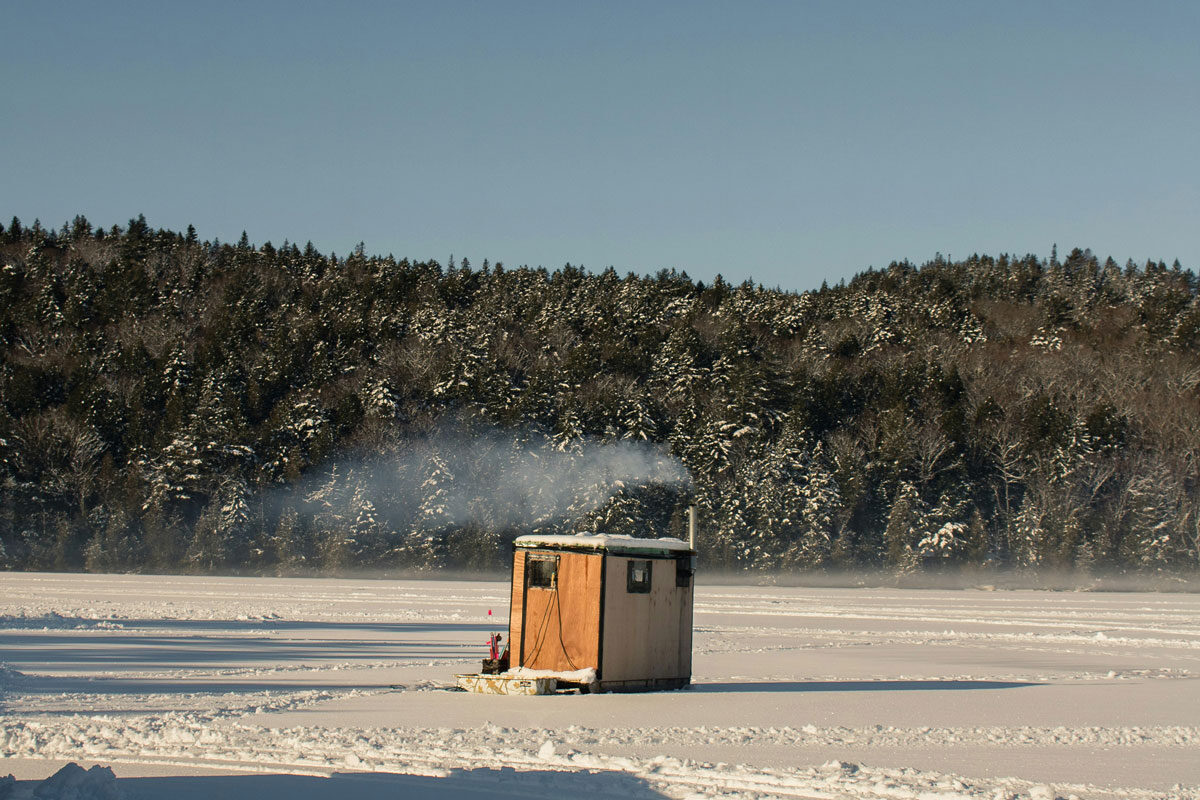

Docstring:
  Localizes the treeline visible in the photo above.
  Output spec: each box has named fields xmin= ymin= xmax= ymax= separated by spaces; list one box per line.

xmin=1 ymin=215 xmax=1197 ymax=576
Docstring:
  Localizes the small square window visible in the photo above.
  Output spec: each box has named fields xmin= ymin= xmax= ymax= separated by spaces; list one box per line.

xmin=627 ymin=559 xmax=652 ymax=593
xmin=527 ymin=555 xmax=558 ymax=589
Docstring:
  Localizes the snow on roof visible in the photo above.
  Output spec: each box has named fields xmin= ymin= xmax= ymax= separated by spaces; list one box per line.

xmin=514 ymin=533 xmax=693 ymax=553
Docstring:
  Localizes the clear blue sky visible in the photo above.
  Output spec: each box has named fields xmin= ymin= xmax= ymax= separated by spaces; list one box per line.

xmin=6 ymin=1 xmax=1198 ymax=291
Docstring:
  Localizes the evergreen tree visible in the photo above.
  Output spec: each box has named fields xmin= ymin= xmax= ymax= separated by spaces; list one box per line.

xmin=884 ymin=483 xmax=922 ymax=570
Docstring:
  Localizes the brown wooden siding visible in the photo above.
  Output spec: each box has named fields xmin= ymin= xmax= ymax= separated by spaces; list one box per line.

xmin=508 ymin=549 xmax=526 ymax=665
xmin=515 ymin=550 xmax=603 ymax=671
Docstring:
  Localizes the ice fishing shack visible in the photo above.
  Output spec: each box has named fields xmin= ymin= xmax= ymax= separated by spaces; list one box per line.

xmin=460 ymin=532 xmax=696 ymax=694
xmin=513 ymin=533 xmax=696 ymax=691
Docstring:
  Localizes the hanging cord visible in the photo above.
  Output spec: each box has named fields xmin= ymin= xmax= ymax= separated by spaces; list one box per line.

xmin=523 ymin=586 xmax=557 ymax=665
xmin=553 ymin=587 xmax=580 ymax=671
xmin=524 ymin=584 xmax=580 ymax=671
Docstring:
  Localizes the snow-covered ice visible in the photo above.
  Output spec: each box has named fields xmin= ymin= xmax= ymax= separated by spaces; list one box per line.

xmin=1 ymin=572 xmax=1198 ymax=799
xmin=504 ymin=666 xmax=598 ymax=684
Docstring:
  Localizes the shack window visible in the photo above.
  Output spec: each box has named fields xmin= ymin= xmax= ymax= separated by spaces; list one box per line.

xmin=675 ymin=555 xmax=693 ymax=588
xmin=627 ymin=559 xmax=652 ymax=593
xmin=526 ymin=555 xmax=558 ymax=589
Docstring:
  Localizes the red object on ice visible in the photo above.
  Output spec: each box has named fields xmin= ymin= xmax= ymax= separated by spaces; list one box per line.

xmin=488 ymin=633 xmax=500 ymax=660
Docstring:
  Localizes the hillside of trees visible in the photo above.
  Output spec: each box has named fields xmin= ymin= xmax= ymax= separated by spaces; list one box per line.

xmin=1 ymin=215 xmax=1198 ymax=578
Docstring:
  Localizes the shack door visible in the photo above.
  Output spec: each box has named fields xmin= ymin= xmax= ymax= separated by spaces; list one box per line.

xmin=511 ymin=549 xmax=603 ymax=672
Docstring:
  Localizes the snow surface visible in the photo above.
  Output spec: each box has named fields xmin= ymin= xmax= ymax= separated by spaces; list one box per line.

xmin=513 ymin=533 xmax=693 ymax=552
xmin=504 ymin=667 xmax=598 ymax=684
xmin=2 ymin=572 xmax=1199 ymax=800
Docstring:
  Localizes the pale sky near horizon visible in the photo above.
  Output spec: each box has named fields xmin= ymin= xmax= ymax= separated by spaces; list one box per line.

xmin=6 ymin=1 xmax=1198 ymax=291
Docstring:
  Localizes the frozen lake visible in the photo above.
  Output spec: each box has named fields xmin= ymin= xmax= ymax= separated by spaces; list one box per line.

xmin=2 ymin=572 xmax=1198 ymax=799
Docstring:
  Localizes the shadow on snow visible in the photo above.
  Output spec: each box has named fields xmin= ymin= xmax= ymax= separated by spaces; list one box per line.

xmin=692 ymin=679 xmax=1039 ymax=692
xmin=114 ymin=767 xmax=669 ymax=800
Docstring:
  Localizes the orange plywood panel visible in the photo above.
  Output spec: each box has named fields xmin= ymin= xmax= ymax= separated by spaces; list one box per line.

xmin=521 ymin=582 xmax=558 ymax=668
xmin=553 ymin=551 xmax=602 ymax=671
xmin=518 ymin=550 xmax=603 ymax=672
xmin=509 ymin=549 xmax=526 ymax=665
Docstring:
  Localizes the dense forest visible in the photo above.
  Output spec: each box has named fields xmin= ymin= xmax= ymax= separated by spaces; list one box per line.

xmin=1 ymin=215 xmax=1197 ymax=578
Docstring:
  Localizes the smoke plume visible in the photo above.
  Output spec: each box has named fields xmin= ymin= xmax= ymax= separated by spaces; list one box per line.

xmin=285 ymin=426 xmax=692 ymax=534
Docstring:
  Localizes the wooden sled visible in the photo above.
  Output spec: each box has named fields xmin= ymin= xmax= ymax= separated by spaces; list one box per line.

xmin=455 ymin=673 xmax=558 ymax=695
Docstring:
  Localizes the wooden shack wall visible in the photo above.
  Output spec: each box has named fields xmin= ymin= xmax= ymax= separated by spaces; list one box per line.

xmin=513 ymin=550 xmax=603 ymax=671
xmin=599 ymin=555 xmax=692 ymax=684
xmin=676 ymin=565 xmax=694 ymax=680
xmin=507 ymin=549 xmax=526 ymax=665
